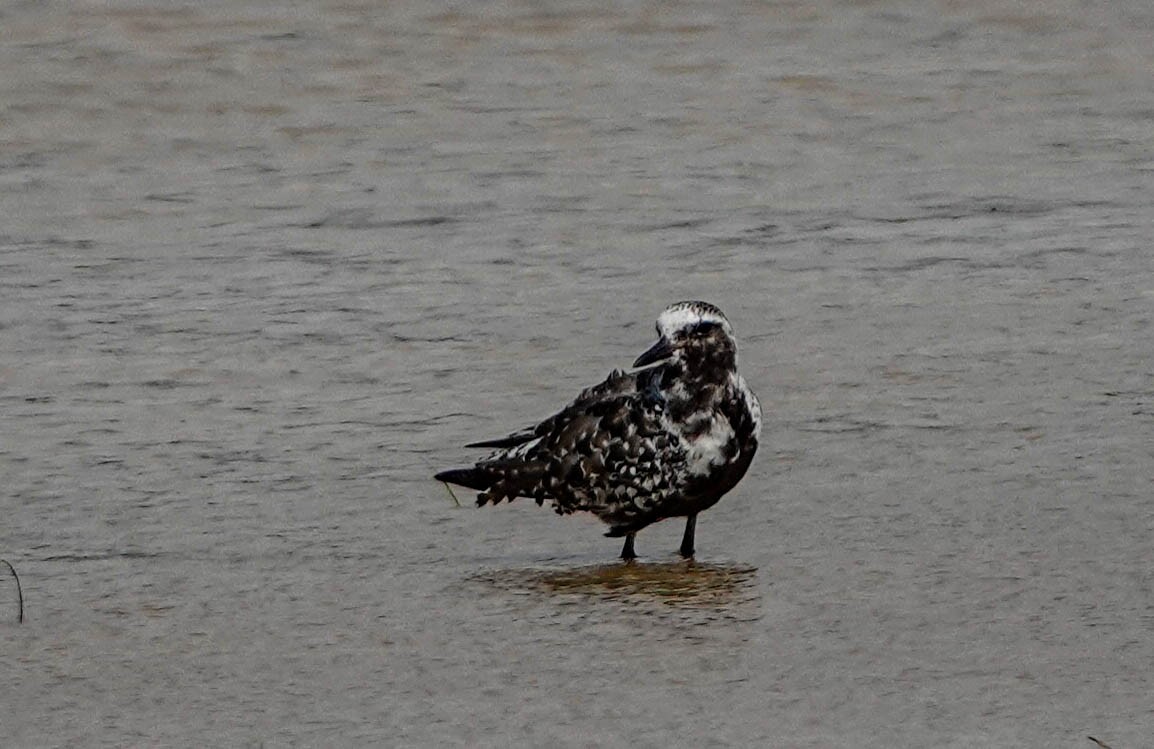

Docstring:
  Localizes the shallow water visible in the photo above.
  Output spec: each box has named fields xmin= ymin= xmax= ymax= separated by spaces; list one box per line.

xmin=2 ymin=0 xmax=1153 ymax=746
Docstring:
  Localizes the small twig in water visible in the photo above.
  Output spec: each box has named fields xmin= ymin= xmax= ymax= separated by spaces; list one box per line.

xmin=442 ymin=482 xmax=462 ymax=507
xmin=1088 ymin=737 xmax=1114 ymax=749
xmin=1 ymin=559 xmax=23 ymax=624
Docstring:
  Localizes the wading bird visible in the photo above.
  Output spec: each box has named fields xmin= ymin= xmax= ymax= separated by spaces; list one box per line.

xmin=435 ymin=301 xmax=761 ymax=560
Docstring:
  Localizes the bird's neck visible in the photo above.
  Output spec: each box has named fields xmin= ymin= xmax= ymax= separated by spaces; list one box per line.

xmin=660 ymin=362 xmax=738 ymax=427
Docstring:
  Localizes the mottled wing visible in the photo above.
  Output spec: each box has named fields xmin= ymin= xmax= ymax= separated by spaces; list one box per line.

xmin=469 ymin=368 xmax=689 ymax=530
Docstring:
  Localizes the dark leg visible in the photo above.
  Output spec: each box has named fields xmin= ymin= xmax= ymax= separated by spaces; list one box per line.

xmin=620 ymin=533 xmax=637 ymax=561
xmin=679 ymin=514 xmax=697 ymax=558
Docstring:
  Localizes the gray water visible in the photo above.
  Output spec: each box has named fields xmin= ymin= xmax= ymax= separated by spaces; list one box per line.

xmin=2 ymin=1 xmax=1152 ymax=746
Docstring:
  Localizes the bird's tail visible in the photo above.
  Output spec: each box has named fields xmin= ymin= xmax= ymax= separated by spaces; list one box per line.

xmin=434 ymin=468 xmax=490 ymax=491
xmin=435 ymin=464 xmax=549 ymax=507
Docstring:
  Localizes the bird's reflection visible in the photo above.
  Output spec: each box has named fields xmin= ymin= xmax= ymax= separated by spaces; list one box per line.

xmin=473 ymin=560 xmax=758 ymax=607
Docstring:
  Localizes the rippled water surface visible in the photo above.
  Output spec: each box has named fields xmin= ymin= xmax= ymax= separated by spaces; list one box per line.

xmin=2 ymin=1 xmax=1153 ymax=746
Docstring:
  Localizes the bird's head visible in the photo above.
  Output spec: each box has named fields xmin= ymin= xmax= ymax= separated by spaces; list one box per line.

xmin=633 ymin=301 xmax=738 ymax=374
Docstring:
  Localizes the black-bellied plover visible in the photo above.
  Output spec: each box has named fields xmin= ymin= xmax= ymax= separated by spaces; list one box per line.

xmin=435 ymin=301 xmax=761 ymax=560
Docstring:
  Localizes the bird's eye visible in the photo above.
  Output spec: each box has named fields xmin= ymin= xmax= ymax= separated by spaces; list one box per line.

xmin=690 ymin=322 xmax=717 ymax=338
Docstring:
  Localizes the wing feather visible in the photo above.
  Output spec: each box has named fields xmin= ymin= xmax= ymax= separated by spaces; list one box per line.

xmin=464 ymin=368 xmax=689 ymax=528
